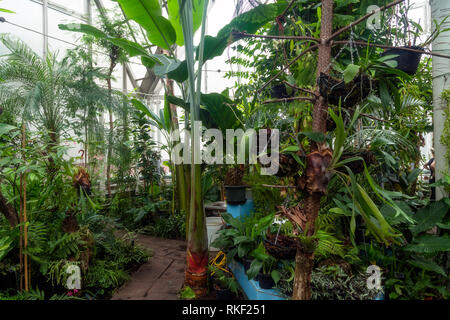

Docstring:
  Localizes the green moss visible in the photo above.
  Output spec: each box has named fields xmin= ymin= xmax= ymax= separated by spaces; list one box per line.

xmin=441 ymin=89 xmax=450 ymax=170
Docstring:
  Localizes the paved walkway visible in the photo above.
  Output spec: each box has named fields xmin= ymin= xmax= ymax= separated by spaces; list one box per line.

xmin=112 ymin=235 xmax=186 ymax=300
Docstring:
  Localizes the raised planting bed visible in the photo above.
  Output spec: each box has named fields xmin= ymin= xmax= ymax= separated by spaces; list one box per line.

xmin=228 ymin=259 xmax=286 ymax=300
xmin=226 ymin=200 xmax=254 ymax=220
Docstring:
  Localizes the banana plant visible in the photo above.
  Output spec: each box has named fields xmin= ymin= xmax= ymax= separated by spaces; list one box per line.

xmin=178 ymin=0 xmax=209 ymax=298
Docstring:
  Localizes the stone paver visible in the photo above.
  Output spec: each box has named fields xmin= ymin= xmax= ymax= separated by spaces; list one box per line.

xmin=112 ymin=235 xmax=186 ymax=300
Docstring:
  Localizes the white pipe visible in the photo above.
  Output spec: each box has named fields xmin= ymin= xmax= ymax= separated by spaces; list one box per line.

xmin=430 ymin=0 xmax=450 ymax=200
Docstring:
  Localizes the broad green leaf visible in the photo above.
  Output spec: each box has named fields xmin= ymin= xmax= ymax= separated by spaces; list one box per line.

xmin=0 ymin=123 xmax=17 ymax=136
xmin=282 ymin=145 xmax=300 ymax=153
xmin=404 ymin=235 xmax=450 ymax=253
xmin=153 ymin=54 xmax=183 ymax=78
xmin=166 ymin=2 xmax=286 ymax=80
xmin=334 ymin=156 xmax=364 ymax=169
xmin=58 ymin=23 xmax=107 ymax=38
xmin=163 ymin=93 xmax=172 ymax=131
xmin=59 ymin=23 xmax=162 ymax=64
xmin=169 ymin=93 xmax=240 ymax=131
xmin=167 ymin=0 xmax=205 ymax=46
xmin=0 ymin=8 xmax=14 ymax=13
xmin=117 ymin=0 xmax=176 ymax=50
xmin=271 ymin=270 xmax=281 ymax=284
xmin=246 ymin=259 xmax=263 ymax=280
xmin=407 ymin=257 xmax=447 ymax=277
xmin=410 ymin=199 xmax=449 ymax=235
xmin=131 ymin=99 xmax=164 ymax=129
xmin=0 ymin=236 xmax=12 ymax=261
xmin=329 ymin=108 xmax=345 ymax=166
xmin=298 ymin=131 xmax=326 ymax=143
xmin=108 ymin=38 xmax=153 ymax=58
xmin=343 ymin=64 xmax=360 ymax=84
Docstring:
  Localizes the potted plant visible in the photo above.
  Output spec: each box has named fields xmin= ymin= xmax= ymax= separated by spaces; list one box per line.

xmin=211 ymin=212 xmax=274 ymax=271
xmin=209 ymin=265 xmax=240 ymax=300
xmin=246 ymin=244 xmax=281 ymax=290
xmin=264 ymin=222 xmax=298 ymax=260
xmin=224 ymin=165 xmax=246 ymax=205
xmin=380 ymin=46 xmax=424 ymax=76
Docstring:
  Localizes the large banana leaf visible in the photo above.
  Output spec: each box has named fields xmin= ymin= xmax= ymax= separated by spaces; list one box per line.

xmin=58 ymin=23 xmax=162 ymax=68
xmin=167 ymin=0 xmax=205 ymax=46
xmin=167 ymin=93 xmax=242 ymax=132
xmin=167 ymin=2 xmax=287 ymax=82
xmin=117 ymin=0 xmax=176 ymax=50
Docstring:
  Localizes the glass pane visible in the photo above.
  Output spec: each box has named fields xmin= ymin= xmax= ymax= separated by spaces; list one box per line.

xmin=51 ymin=0 xmax=85 ymax=14
xmin=0 ymin=0 xmax=43 ymax=55
xmin=47 ymin=7 xmax=84 ymax=56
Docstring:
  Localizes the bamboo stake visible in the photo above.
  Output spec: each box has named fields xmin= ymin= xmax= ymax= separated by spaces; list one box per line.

xmin=21 ymin=122 xmax=28 ymax=292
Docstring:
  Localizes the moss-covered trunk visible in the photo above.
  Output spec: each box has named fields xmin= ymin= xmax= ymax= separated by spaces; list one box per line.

xmin=292 ymin=0 xmax=333 ymax=300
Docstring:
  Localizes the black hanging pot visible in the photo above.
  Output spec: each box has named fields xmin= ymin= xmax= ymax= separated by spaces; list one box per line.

xmin=257 ymin=273 xmax=275 ymax=289
xmin=225 ymin=185 xmax=246 ymax=205
xmin=318 ymin=72 xmax=373 ymax=108
xmin=270 ymin=83 xmax=291 ymax=99
xmin=214 ymin=285 xmax=234 ymax=300
xmin=381 ymin=46 xmax=424 ymax=75
xmin=263 ymin=235 xmax=297 ymax=260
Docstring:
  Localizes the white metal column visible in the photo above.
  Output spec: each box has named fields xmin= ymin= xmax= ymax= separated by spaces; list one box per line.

xmin=430 ymin=0 xmax=450 ymax=200
xmin=42 ymin=0 xmax=48 ymax=57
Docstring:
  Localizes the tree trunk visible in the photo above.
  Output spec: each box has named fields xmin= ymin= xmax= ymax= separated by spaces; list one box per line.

xmin=292 ymin=0 xmax=334 ymax=300
xmin=106 ymin=68 xmax=114 ymax=197
xmin=0 ymin=190 xmax=18 ymax=227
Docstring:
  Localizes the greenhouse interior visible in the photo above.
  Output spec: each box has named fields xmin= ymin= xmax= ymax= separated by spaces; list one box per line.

xmin=0 ymin=0 xmax=449 ymax=304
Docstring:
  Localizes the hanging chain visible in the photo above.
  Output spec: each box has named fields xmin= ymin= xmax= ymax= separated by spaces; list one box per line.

xmin=348 ymin=26 xmax=361 ymax=64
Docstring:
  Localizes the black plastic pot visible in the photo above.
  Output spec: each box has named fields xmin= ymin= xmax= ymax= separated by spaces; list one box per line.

xmin=225 ymin=185 xmax=246 ymax=205
xmin=242 ymin=257 xmax=253 ymax=272
xmin=257 ymin=273 xmax=275 ymax=289
xmin=214 ymin=284 xmax=234 ymax=300
xmin=381 ymin=46 xmax=424 ymax=75
xmin=318 ymin=72 xmax=373 ymax=108
xmin=270 ymin=84 xmax=293 ymax=99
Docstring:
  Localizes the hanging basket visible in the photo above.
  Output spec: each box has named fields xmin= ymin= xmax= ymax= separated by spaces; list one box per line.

xmin=263 ymin=233 xmax=297 ymax=260
xmin=381 ymin=46 xmax=424 ymax=75
xmin=336 ymin=150 xmax=376 ymax=174
xmin=275 ymin=153 xmax=301 ymax=178
xmin=270 ymin=83 xmax=292 ymax=99
xmin=318 ymin=72 xmax=373 ymax=108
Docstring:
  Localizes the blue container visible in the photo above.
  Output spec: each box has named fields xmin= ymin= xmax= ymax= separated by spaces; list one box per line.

xmin=227 ymin=200 xmax=254 ymax=220
xmin=228 ymin=259 xmax=286 ymax=300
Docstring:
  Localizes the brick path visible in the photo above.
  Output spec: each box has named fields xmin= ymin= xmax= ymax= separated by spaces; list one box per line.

xmin=112 ymin=235 xmax=186 ymax=300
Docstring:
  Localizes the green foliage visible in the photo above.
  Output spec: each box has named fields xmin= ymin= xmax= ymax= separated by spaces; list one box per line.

xmin=310 ymin=266 xmax=380 ymax=300
xmin=442 ymin=89 xmax=450 ymax=169
xmin=141 ymin=213 xmax=186 ymax=240
xmin=209 ymin=265 xmax=240 ymax=295
xmin=211 ymin=212 xmax=274 ymax=260
xmin=180 ymin=286 xmax=197 ymax=299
